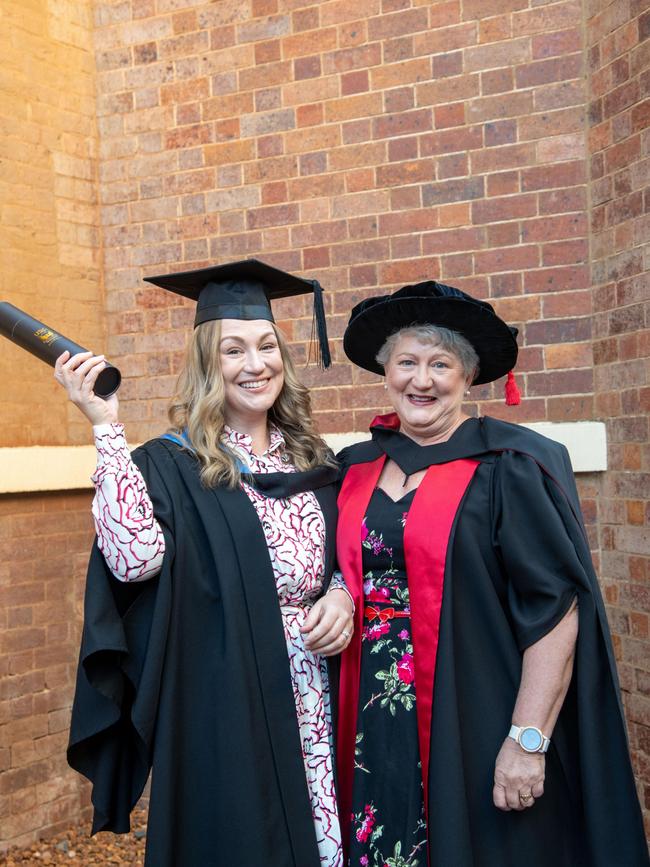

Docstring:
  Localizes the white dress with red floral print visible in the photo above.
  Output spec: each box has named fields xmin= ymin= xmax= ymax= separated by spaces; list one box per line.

xmin=90 ymin=422 xmax=343 ymax=866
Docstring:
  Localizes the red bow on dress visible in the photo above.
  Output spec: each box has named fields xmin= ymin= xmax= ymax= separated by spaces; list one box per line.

xmin=364 ymin=605 xmax=407 ymax=622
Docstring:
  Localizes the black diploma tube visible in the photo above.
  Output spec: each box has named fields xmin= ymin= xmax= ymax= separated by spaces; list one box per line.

xmin=0 ymin=301 xmax=121 ymax=398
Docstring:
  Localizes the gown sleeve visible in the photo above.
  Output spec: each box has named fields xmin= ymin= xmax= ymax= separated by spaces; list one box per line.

xmin=491 ymin=443 xmax=650 ymax=865
xmin=68 ymin=441 xmax=176 ymax=834
xmin=92 ymin=423 xmax=165 ymax=582
xmin=493 ymin=449 xmax=581 ymax=650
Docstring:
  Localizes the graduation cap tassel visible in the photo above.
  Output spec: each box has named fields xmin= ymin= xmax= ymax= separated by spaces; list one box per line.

xmin=310 ymin=280 xmax=331 ymax=369
xmin=505 ymin=370 xmax=521 ymax=406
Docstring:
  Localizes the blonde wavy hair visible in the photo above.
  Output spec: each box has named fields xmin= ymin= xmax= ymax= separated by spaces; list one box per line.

xmin=167 ymin=319 xmax=335 ymax=488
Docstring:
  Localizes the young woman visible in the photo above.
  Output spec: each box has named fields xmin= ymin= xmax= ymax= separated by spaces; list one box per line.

xmin=60 ymin=260 xmax=353 ymax=867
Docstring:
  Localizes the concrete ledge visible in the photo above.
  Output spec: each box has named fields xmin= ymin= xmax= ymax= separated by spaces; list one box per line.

xmin=0 ymin=422 xmax=607 ymax=494
xmin=0 ymin=446 xmax=101 ymax=494
xmin=524 ymin=422 xmax=607 ymax=472
xmin=325 ymin=420 xmax=608 ymax=474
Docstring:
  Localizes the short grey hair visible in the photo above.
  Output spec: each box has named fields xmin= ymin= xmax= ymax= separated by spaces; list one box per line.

xmin=376 ymin=324 xmax=480 ymax=381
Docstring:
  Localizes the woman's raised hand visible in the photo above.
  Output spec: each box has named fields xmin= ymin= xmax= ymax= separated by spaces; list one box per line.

xmin=54 ymin=350 xmax=119 ymax=426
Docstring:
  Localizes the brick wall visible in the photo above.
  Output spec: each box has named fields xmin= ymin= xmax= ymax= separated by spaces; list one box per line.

xmin=1 ymin=0 xmax=648 ymax=851
xmin=0 ymin=0 xmax=105 ymax=448
xmin=586 ymin=0 xmax=650 ymax=829
xmin=89 ymin=0 xmax=647 ymax=835
xmin=0 ymin=0 xmax=101 ymax=851
xmin=93 ymin=0 xmax=592 ymax=441
xmin=88 ymin=0 xmax=648 ymax=837
xmin=0 ymin=492 xmax=95 ymax=847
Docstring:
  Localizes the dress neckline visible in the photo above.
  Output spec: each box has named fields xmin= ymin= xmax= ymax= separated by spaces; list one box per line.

xmin=373 ymin=486 xmax=417 ymax=506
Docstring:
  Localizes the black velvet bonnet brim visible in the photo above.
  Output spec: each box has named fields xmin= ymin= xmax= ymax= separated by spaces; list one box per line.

xmin=342 ymin=281 xmax=518 ymax=385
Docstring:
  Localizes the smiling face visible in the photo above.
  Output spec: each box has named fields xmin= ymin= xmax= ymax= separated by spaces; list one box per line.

xmin=219 ymin=318 xmax=284 ymax=429
xmin=383 ymin=332 xmax=472 ymax=443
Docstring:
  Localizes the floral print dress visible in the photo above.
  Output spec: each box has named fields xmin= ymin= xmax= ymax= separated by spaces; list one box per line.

xmin=349 ymin=488 xmax=427 ymax=867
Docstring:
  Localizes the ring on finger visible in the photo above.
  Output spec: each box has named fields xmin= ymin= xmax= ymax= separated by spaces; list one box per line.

xmin=341 ymin=629 xmax=350 ymax=640
xmin=519 ymin=792 xmax=533 ymax=804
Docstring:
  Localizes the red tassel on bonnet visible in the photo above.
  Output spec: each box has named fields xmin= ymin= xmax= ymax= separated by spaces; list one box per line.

xmin=505 ymin=370 xmax=521 ymax=406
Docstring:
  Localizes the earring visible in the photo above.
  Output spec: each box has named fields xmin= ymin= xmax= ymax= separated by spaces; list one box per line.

xmin=383 ymin=383 xmax=388 ymax=390
xmin=465 ymin=389 xmax=471 ymax=396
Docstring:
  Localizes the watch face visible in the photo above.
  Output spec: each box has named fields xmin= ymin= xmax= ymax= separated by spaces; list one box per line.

xmin=520 ymin=727 xmax=543 ymax=752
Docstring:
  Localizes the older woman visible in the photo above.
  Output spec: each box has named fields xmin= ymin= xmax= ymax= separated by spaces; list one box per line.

xmin=59 ymin=260 xmax=353 ymax=867
xmin=335 ymin=282 xmax=648 ymax=867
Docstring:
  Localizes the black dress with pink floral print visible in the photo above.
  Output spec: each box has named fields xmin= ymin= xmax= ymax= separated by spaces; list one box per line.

xmin=348 ymin=487 xmax=427 ymax=867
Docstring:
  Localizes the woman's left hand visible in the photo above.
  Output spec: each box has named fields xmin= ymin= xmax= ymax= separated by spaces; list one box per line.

xmin=301 ymin=588 xmax=354 ymax=657
xmin=493 ymin=737 xmax=545 ymax=811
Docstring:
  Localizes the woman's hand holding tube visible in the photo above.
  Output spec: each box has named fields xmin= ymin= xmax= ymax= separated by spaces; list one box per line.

xmin=301 ymin=588 xmax=354 ymax=657
xmin=54 ymin=350 xmax=119 ymax=426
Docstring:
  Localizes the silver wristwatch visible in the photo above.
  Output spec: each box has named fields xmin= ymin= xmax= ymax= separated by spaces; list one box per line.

xmin=508 ymin=724 xmax=550 ymax=754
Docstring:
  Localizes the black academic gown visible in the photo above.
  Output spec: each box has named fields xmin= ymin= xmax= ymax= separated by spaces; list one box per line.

xmin=67 ymin=437 xmax=339 ymax=867
xmin=337 ymin=415 xmax=649 ymax=867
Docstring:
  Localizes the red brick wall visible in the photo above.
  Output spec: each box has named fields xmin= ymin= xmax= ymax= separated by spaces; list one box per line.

xmin=93 ymin=0 xmax=592 ymax=440
xmin=1 ymin=0 xmax=648 ymax=851
xmin=0 ymin=0 xmax=105 ymax=449
xmin=586 ymin=0 xmax=650 ymax=830
xmin=89 ymin=0 xmax=646 ymax=837
xmin=0 ymin=493 xmax=95 ymax=847
xmin=0 ymin=0 xmax=104 ymax=851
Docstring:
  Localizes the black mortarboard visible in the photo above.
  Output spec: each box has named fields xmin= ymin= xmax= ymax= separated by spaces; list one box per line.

xmin=343 ymin=280 xmax=518 ymax=385
xmin=145 ymin=258 xmax=331 ymax=367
